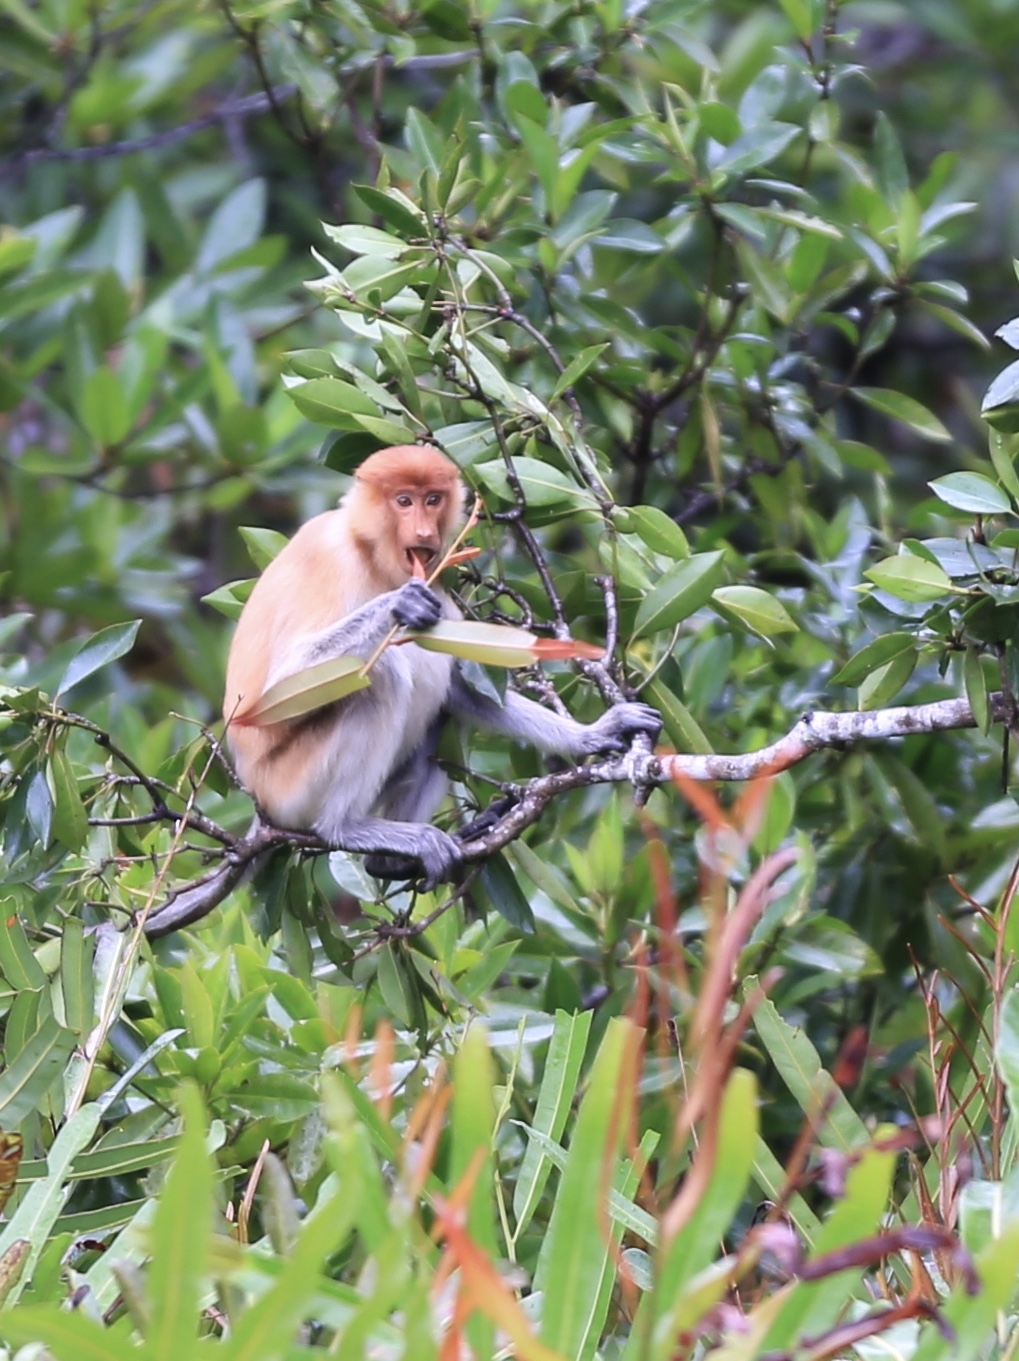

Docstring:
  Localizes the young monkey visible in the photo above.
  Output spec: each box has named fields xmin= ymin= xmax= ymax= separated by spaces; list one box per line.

xmin=148 ymin=445 xmax=660 ymax=932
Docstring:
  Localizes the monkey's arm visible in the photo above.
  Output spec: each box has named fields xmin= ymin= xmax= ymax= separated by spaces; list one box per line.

xmin=265 ymin=579 xmax=442 ymax=688
xmin=447 ymin=669 xmax=662 ymax=757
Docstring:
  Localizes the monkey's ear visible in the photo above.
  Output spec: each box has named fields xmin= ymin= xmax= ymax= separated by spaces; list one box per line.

xmin=232 ymin=655 xmax=371 ymax=727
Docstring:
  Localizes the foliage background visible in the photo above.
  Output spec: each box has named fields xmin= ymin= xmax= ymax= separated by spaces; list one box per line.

xmin=3 ymin=0 xmax=1019 ymax=1356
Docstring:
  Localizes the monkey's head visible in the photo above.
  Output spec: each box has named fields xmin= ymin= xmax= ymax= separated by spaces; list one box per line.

xmin=348 ymin=445 xmax=464 ymax=587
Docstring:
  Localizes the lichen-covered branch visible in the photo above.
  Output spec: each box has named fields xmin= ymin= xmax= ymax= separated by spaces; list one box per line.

xmin=141 ymin=691 xmax=999 ymax=935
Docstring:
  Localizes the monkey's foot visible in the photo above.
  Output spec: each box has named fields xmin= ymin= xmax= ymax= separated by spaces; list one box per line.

xmin=456 ymin=793 xmax=520 ymax=843
xmin=364 ymin=851 xmax=423 ymax=881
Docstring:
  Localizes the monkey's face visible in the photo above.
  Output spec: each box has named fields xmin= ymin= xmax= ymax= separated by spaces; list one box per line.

xmin=390 ymin=488 xmax=453 ymax=579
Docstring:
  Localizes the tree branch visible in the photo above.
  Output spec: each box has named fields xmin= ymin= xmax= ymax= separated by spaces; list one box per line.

xmin=0 ymin=86 xmax=298 ymax=174
xmin=142 ymin=691 xmax=999 ymax=935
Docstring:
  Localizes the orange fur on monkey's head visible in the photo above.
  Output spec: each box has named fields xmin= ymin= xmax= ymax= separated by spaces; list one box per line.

xmin=347 ymin=445 xmax=464 ymax=586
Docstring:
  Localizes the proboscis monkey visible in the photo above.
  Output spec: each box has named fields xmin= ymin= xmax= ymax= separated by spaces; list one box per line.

xmin=147 ymin=445 xmax=659 ymax=933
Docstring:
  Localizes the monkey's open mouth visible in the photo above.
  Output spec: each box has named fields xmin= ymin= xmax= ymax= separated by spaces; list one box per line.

xmin=407 ymin=547 xmax=437 ymax=578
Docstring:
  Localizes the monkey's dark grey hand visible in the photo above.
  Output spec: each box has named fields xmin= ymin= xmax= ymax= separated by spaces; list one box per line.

xmin=392 ymin=579 xmax=443 ymax=631
xmin=582 ymin=701 xmax=662 ymax=755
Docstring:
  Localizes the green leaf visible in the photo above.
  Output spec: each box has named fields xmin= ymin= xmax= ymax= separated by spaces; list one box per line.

xmin=375 ymin=943 xmax=415 ymax=1029
xmin=196 ymin=178 xmax=266 ymax=274
xmin=49 ymin=749 xmax=87 ymax=852
xmin=982 ymin=356 xmax=1019 ymax=419
xmin=711 ymin=585 xmax=798 ymax=636
xmin=60 ymin=916 xmax=94 ymax=1037
xmin=699 ymin=102 xmax=741 ymax=144
xmin=0 ymin=906 xmax=47 ymax=990
xmin=929 ymin=471 xmax=1011 ymax=515
xmin=513 ymin=1010 xmax=592 ymax=1236
xmin=752 ymin=993 xmax=867 ymax=1151
xmin=734 ymin=239 xmax=793 ymax=322
xmin=234 ymin=655 xmax=371 ymax=726
xmin=594 ymin=219 xmax=663 ymax=253
xmin=644 ymin=679 xmax=714 ymax=755
xmin=996 ymin=990 xmax=1019 ymax=1123
xmin=776 ymin=0 xmax=817 ymax=38
xmin=632 ymin=551 xmax=726 ymax=639
xmin=287 ymin=377 xmax=379 ymax=429
xmin=472 ymin=456 xmax=589 ymax=508
xmin=351 ymin=413 xmax=422 ymax=445
xmin=851 ymin=386 xmax=951 ymax=441
xmin=56 ymin=620 xmax=141 ymax=698
xmin=79 ymin=365 xmax=131 ymax=447
xmin=0 ymin=1016 xmax=77 ymax=1125
xmin=989 ymin=430 xmax=1019 ymax=505
xmin=865 ymin=554 xmax=953 ymax=602
xmin=322 ymin=222 xmax=408 ymax=257
xmin=538 ymin=1018 xmax=642 ymax=1357
xmin=622 ymin=506 xmax=689 ymax=559
xmin=965 ymin=648 xmax=992 ymax=735
xmin=202 ymin=578 xmax=254 ymax=621
xmin=657 ymin=1069 xmax=758 ymax=1299
xmin=351 ymin=184 xmax=429 ymax=238
xmin=480 ymin=853 xmax=535 ymax=932
xmin=407 ymin=620 xmax=600 ymax=667
xmin=716 ymin=122 xmax=800 ymax=177
xmin=147 ymin=1083 xmax=212 ymax=1360
xmin=858 ymin=649 xmax=917 ymax=709
xmin=344 ymin=253 xmax=434 ymax=301
xmin=551 ymin=343 xmax=609 ymax=400
xmin=831 ymin=632 xmax=917 ymax=686
xmin=239 ymin=526 xmax=289 ymax=571
xmin=0 ymin=1103 xmax=100 ymax=1306
xmin=0 ymin=1304 xmax=137 ymax=1359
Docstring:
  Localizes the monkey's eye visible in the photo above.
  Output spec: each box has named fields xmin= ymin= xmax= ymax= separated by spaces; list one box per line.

xmin=426 ymin=493 xmax=444 ymax=507
xmin=395 ymin=494 xmax=413 ymax=507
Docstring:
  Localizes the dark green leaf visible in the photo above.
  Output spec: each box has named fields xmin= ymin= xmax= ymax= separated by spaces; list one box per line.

xmin=57 ymin=621 xmax=141 ymax=698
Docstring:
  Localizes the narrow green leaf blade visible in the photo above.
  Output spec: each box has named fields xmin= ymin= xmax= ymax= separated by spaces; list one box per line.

xmin=0 ymin=1016 xmax=76 ymax=1125
xmin=0 ymin=1305 xmax=138 ymax=1361
xmin=851 ymin=386 xmax=951 ymax=441
xmin=0 ymin=1103 xmax=101 ymax=1305
xmin=538 ymin=1017 xmax=641 ymax=1356
xmin=513 ymin=1009 xmax=593 ymax=1235
xmin=752 ymin=992 xmax=867 ymax=1151
xmin=146 ymin=1082 xmax=213 ymax=1361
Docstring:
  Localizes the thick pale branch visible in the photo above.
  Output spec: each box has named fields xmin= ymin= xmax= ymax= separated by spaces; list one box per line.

xmin=455 ymin=692 xmax=1000 ymax=857
xmin=145 ymin=692 xmax=999 ymax=934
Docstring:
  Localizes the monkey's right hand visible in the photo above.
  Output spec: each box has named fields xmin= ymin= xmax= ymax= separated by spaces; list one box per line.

xmin=392 ymin=579 xmax=443 ymax=632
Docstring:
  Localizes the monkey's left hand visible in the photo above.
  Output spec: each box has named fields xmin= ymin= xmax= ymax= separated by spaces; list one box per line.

xmin=582 ymin=701 xmax=662 ymax=755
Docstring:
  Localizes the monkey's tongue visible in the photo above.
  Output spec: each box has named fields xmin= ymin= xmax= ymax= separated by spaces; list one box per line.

xmin=408 ymin=548 xmax=434 ymax=579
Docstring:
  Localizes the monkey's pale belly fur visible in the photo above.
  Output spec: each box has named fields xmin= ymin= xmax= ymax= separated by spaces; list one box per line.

xmin=235 ymin=643 xmax=455 ymax=838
